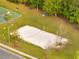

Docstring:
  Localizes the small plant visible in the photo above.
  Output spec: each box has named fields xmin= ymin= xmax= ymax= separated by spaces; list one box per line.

xmin=4 ymin=14 xmax=13 ymax=21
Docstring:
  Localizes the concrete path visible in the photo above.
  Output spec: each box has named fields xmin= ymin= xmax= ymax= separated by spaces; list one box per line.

xmin=0 ymin=43 xmax=38 ymax=59
xmin=0 ymin=47 xmax=26 ymax=59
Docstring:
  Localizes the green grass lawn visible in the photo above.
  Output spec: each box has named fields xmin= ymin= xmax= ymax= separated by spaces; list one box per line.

xmin=0 ymin=0 xmax=79 ymax=59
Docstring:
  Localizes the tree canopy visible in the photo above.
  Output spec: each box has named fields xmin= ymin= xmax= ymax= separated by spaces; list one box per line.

xmin=7 ymin=0 xmax=79 ymax=24
xmin=43 ymin=0 xmax=62 ymax=15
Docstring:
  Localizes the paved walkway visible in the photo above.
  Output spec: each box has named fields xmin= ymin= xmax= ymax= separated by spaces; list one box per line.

xmin=0 ymin=43 xmax=38 ymax=59
xmin=0 ymin=47 xmax=26 ymax=59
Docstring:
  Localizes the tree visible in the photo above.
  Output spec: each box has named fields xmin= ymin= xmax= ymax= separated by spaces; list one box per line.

xmin=28 ymin=0 xmax=44 ymax=9
xmin=7 ymin=0 xmax=79 ymax=24
xmin=61 ymin=0 xmax=79 ymax=24
xmin=43 ymin=0 xmax=62 ymax=16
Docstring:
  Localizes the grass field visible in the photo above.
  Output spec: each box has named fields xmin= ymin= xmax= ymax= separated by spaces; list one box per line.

xmin=0 ymin=0 xmax=79 ymax=59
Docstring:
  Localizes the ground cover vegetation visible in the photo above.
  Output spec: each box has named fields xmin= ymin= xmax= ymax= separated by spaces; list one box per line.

xmin=7 ymin=0 xmax=79 ymax=25
xmin=0 ymin=0 xmax=79 ymax=59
